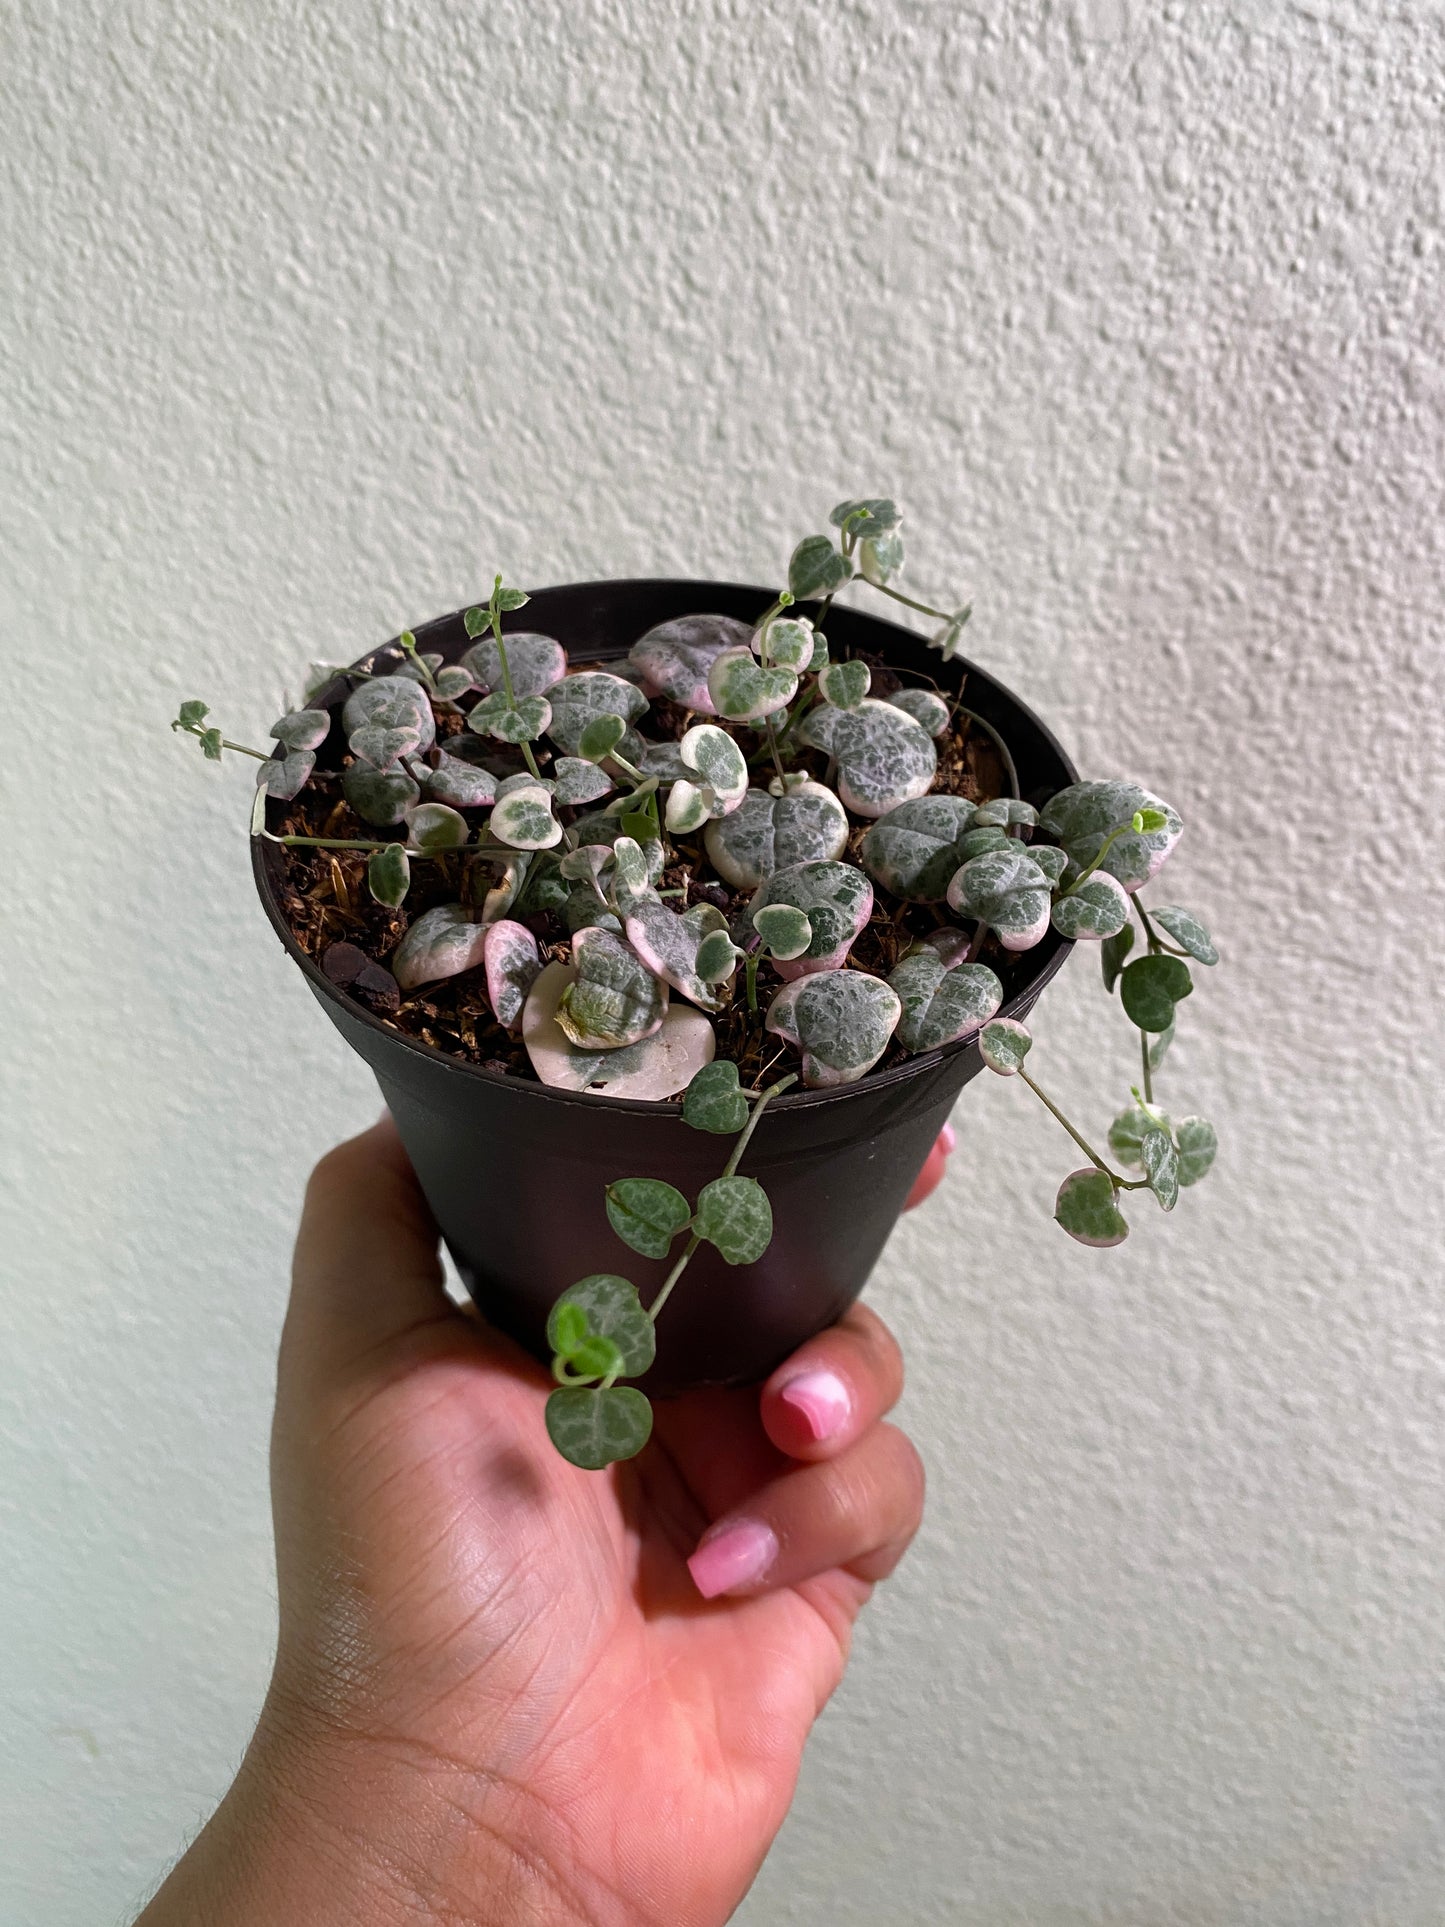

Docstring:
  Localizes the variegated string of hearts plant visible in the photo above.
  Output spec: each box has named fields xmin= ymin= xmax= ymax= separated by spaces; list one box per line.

xmin=174 ymin=500 xmax=1219 ymax=1467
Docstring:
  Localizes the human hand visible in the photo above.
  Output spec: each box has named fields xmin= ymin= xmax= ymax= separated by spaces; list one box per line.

xmin=139 ymin=1115 xmax=949 ymax=1927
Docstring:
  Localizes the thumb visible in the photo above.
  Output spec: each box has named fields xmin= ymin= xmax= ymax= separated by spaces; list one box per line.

xmin=281 ymin=1113 xmax=454 ymax=1399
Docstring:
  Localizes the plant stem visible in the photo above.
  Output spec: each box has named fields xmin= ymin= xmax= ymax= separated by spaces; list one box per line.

xmin=964 ymin=922 xmax=989 ymax=963
xmin=763 ymin=714 xmax=788 ymax=785
xmin=487 ymin=589 xmax=544 ymax=781
xmin=1062 ymin=821 xmax=1132 ymax=895
xmin=398 ymin=631 xmax=437 ymax=691
xmin=260 ymin=830 xmax=513 ymax=857
xmin=1140 ymin=1029 xmax=1154 ymax=1107
xmin=646 ymin=1073 xmax=799 ymax=1327
xmin=871 ymin=581 xmax=954 ymax=624
xmin=746 ymin=948 xmax=761 ymax=1014
xmin=1017 ymin=1067 xmax=1118 ymax=1178
xmin=224 ymin=740 xmax=272 ymax=762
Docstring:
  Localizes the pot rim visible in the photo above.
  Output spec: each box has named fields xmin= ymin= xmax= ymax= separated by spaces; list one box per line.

xmin=251 ymin=576 xmax=1079 ymax=1116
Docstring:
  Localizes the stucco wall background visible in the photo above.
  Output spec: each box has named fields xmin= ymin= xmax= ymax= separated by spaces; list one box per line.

xmin=3 ymin=1 xmax=1444 ymax=1920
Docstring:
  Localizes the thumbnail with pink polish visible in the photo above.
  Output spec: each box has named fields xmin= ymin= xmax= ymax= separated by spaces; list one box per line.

xmin=688 ymin=1519 xmax=779 ymax=1599
xmin=778 ymin=1369 xmax=851 ymax=1443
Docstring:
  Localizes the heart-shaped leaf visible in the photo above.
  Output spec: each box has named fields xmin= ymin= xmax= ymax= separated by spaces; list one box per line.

xmin=492 ymin=586 xmax=530 ymax=613
xmin=859 ymin=529 xmax=904 ymax=586
xmin=571 ymin=813 xmax=666 ymax=888
xmin=789 ymin=534 xmax=854 ymax=601
xmin=680 ymin=723 xmax=747 ymax=801
xmin=932 ymin=607 xmax=973 ymax=660
xmin=605 ymin=1179 xmax=693 ymax=1260
xmin=829 ymin=497 xmax=901 ymax=537
xmin=342 ymin=674 xmax=436 ymax=751
xmin=1101 ymin=922 xmax=1135 ymax=992
xmin=545 ymin=1385 xmax=654 ymax=1468
xmin=469 ymin=689 xmax=552 ymax=745
xmin=704 ymin=782 xmax=849 ymax=888
xmin=1141 ymin=1128 xmax=1180 ymax=1211
xmin=1149 ymin=905 xmax=1218 ymax=965
xmin=524 ymin=961 xmax=714 ymax=1097
xmin=257 ymin=749 xmax=316 ymax=800
xmin=270 ymin=708 xmax=330 ymax=751
xmin=608 ymin=835 xmax=654 ymax=910
xmin=947 ymin=847 xmax=1053 ymax=951
xmin=889 ymin=951 xmax=1003 ymax=1053
xmin=953 ymin=825 xmax=1013 ymax=863
xmin=695 ymin=927 xmax=742 ymax=983
xmin=753 ymin=902 xmax=813 ymax=961
xmin=1106 ymin=1103 xmax=1162 ymax=1170
xmin=1054 ymin=1170 xmax=1130 ymax=1247
xmin=797 ymin=699 xmax=936 ymax=818
xmin=482 ymin=918 xmax=541 ymax=1027
xmin=405 ymin=801 xmax=469 ymax=851
xmin=177 ymin=699 xmax=209 ymax=727
xmin=367 ymin=843 xmax=411 ymax=909
xmin=860 ymin=795 xmax=979 ymax=901
xmin=556 ymin=928 xmax=666 ymax=1048
xmin=421 ymin=752 xmax=498 ymax=808
xmin=577 ymin=712 xmax=629 ymax=762
xmin=753 ymin=859 xmax=873 ymax=978
xmin=1028 ymin=844 xmax=1069 ymax=885
xmin=628 ymin=613 xmax=752 ymax=711
xmin=817 ymin=660 xmax=871 ymax=709
xmin=1051 ymin=871 xmax=1131 ymax=941
xmin=546 ymin=672 xmax=649 ymax=756
xmin=979 ymin=1017 xmax=1032 ymax=1075
xmin=972 ymin=798 xmax=1038 ymax=829
xmin=392 ymin=903 xmax=489 ymax=989
xmin=547 ymin=1273 xmax=657 ymax=1376
xmin=765 ymin=971 xmax=901 ymax=1088
xmin=682 ymin=1060 xmax=750 ymax=1134
xmin=693 ymin=1175 xmax=773 ymax=1265
xmin=553 ymin=757 xmax=614 ymax=806
xmin=1175 ymin=1116 xmax=1218 ymax=1186
xmin=433 ymin=664 xmax=475 ymax=703
xmin=490 ymin=783 xmax=561 ymax=850
xmin=707 ymin=647 xmax=799 ymax=723
xmin=885 ymin=687 xmax=950 ymax=737
xmin=625 ymin=896 xmax=732 ymax=1009
xmin=1119 ymin=953 xmax=1193 ymax=1032
xmin=460 ymin=631 xmax=567 ymax=698
xmin=1039 ymin=781 xmax=1183 ymax=892
xmin=351 ymin=723 xmax=422 ymax=770
xmin=344 ymin=763 xmax=421 ymax=826
xmin=754 ymin=617 xmax=814 ymax=670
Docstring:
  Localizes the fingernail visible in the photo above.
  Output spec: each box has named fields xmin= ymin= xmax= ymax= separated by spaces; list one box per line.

xmin=939 ymin=1120 xmax=957 ymax=1155
xmin=778 ymin=1369 xmax=851 ymax=1443
xmin=688 ymin=1519 xmax=778 ymax=1599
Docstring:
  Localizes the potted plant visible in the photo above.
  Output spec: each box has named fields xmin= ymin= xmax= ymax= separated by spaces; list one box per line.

xmin=174 ymin=498 xmax=1218 ymax=1470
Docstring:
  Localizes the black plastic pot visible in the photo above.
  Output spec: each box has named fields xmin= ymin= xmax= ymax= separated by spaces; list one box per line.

xmin=254 ymin=580 xmax=1077 ymax=1396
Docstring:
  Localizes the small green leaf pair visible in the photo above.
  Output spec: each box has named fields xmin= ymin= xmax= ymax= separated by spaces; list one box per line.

xmin=545 ymin=1274 xmax=656 ymax=1470
xmin=605 ymin=1173 xmax=772 ymax=1267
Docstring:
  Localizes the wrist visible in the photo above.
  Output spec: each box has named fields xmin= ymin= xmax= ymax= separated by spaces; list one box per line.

xmin=138 ymin=1692 xmax=593 ymax=1927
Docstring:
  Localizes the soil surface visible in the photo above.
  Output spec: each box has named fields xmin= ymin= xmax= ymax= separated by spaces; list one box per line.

xmin=274 ymin=656 xmax=1038 ymax=1085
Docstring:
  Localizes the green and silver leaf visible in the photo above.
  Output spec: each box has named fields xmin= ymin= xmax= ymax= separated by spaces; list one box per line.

xmin=545 ymin=1386 xmax=654 ymax=1469
xmin=693 ymin=1175 xmax=773 ymax=1266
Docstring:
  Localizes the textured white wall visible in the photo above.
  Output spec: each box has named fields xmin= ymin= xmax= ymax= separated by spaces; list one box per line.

xmin=3 ymin=1 xmax=1444 ymax=1920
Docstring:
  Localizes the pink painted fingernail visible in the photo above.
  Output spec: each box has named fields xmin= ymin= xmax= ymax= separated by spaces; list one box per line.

xmin=688 ymin=1519 xmax=778 ymax=1599
xmin=778 ymin=1368 xmax=852 ymax=1443
xmin=939 ymin=1120 xmax=957 ymax=1155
